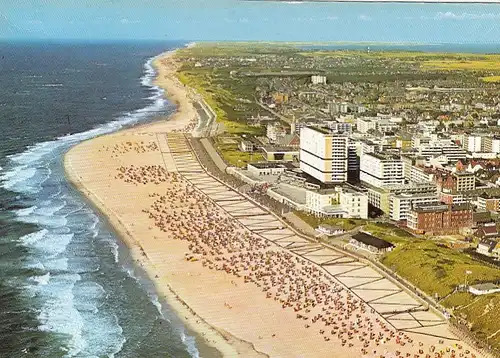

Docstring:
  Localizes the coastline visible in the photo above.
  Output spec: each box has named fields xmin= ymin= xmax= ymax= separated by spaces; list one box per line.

xmin=64 ymin=48 xmax=261 ymax=357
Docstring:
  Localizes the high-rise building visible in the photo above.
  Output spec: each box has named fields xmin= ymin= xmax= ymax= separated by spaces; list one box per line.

xmin=483 ymin=136 xmax=500 ymax=154
xmin=463 ymin=134 xmax=483 ymax=152
xmin=300 ymin=126 xmax=349 ymax=184
xmin=360 ymin=153 xmax=404 ymax=188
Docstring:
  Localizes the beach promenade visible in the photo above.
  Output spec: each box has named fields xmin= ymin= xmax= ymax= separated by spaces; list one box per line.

xmin=64 ymin=49 xmax=485 ymax=358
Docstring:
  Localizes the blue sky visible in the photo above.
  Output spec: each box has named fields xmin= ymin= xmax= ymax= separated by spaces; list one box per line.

xmin=2 ymin=0 xmax=500 ymax=43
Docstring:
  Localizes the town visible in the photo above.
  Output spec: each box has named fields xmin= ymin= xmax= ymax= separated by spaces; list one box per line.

xmin=174 ymin=43 xmax=500 ymax=355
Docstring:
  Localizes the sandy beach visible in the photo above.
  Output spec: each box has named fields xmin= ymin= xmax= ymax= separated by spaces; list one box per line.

xmin=64 ymin=47 xmax=486 ymax=358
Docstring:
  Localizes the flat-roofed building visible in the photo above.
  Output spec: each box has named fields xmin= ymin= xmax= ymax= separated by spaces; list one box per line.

xmin=357 ymin=117 xmax=377 ymax=133
xmin=262 ymin=146 xmax=299 ymax=162
xmin=365 ymin=182 xmax=437 ymax=214
xmin=407 ymin=202 xmax=473 ymax=234
xmin=438 ymin=171 xmax=476 ymax=193
xmin=482 ymin=136 xmax=500 ymax=154
xmin=360 ymin=152 xmax=404 ymax=188
xmin=463 ymin=134 xmax=483 ymax=153
xmin=410 ymin=166 xmax=436 ymax=184
xmin=477 ymin=194 xmax=500 ymax=212
xmin=349 ymin=232 xmax=395 ymax=254
xmin=304 ymin=186 xmax=368 ymax=219
xmin=401 ymin=154 xmax=426 ymax=181
xmin=300 ymin=126 xmax=349 ymax=184
xmin=390 ymin=192 xmax=440 ymax=222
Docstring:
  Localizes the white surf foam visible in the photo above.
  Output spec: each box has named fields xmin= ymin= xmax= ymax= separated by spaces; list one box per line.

xmin=2 ymin=48 xmax=183 ymax=358
xmin=32 ymin=272 xmax=51 ymax=285
xmin=16 ymin=205 xmax=37 ymax=217
xmin=181 ymin=331 xmax=201 ymax=358
xmin=38 ymin=273 xmax=85 ymax=357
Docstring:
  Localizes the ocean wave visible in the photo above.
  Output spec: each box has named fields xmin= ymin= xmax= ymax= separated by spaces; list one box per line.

xmin=32 ymin=272 xmax=51 ymax=285
xmin=181 ymin=331 xmax=200 ymax=358
xmin=15 ymin=205 xmax=37 ymax=217
xmin=1 ymin=49 xmax=195 ymax=358
xmin=38 ymin=273 xmax=85 ymax=357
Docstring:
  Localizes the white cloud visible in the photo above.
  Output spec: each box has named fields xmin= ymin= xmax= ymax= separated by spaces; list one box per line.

xmin=433 ymin=12 xmax=500 ymax=20
xmin=326 ymin=16 xmax=339 ymax=21
xmin=120 ymin=18 xmax=140 ymax=24
xmin=358 ymin=14 xmax=372 ymax=21
xmin=28 ymin=20 xmax=43 ymax=25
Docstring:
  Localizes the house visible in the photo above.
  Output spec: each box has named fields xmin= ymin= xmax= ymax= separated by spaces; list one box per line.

xmin=316 ymin=224 xmax=344 ymax=236
xmin=474 ymin=222 xmax=500 ymax=239
xmin=469 ymin=283 xmax=500 ymax=296
xmin=239 ymin=140 xmax=255 ymax=153
xmin=349 ymin=232 xmax=395 ymax=254
xmin=476 ymin=238 xmax=499 ymax=258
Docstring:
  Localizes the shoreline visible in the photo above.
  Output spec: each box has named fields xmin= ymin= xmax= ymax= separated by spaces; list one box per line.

xmin=64 ymin=47 xmax=260 ymax=357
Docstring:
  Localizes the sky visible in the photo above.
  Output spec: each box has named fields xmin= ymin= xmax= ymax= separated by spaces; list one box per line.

xmin=2 ymin=0 xmax=500 ymax=43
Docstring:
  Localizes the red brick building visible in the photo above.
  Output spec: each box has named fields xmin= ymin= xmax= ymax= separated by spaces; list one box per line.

xmin=407 ymin=202 xmax=473 ymax=234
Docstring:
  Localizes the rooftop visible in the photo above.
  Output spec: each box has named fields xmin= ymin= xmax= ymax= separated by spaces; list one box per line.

xmin=470 ymin=283 xmax=500 ymax=291
xmin=412 ymin=202 xmax=471 ymax=213
xmin=364 ymin=152 xmax=402 ymax=162
xmin=352 ymin=232 xmax=395 ymax=250
xmin=262 ymin=146 xmax=300 ymax=153
xmin=248 ymin=162 xmax=296 ymax=170
xmin=305 ymin=126 xmax=349 ymax=136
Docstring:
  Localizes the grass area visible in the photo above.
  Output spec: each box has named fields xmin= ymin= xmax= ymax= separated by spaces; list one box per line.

xmin=293 ymin=211 xmax=365 ymax=231
xmin=422 ymin=60 xmax=500 ymax=71
xmin=363 ymin=222 xmax=414 ymax=244
xmin=381 ymin=240 xmax=500 ymax=298
xmin=481 ymin=76 xmax=500 ymax=83
xmin=215 ymin=140 xmax=264 ymax=167
xmin=176 ymin=69 xmax=263 ymax=137
xmin=380 ymin=238 xmax=500 ymax=350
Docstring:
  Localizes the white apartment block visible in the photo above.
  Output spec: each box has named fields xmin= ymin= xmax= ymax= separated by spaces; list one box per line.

xmin=463 ymin=135 xmax=483 ymax=152
xmin=389 ymin=192 xmax=439 ymax=221
xmin=410 ymin=166 xmax=435 ymax=184
xmin=305 ymin=187 xmax=368 ymax=219
xmin=311 ymin=75 xmax=327 ymax=85
xmin=357 ymin=118 xmax=377 ymax=133
xmin=418 ymin=140 xmax=467 ymax=162
xmin=300 ymin=126 xmax=348 ymax=184
xmin=483 ymin=136 xmax=500 ymax=154
xmin=326 ymin=121 xmax=352 ymax=134
xmin=360 ymin=153 xmax=404 ymax=188
xmin=329 ymin=102 xmax=349 ymax=114
xmin=377 ymin=120 xmax=400 ymax=133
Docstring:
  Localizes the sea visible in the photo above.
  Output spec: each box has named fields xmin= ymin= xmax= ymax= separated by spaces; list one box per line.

xmin=0 ymin=40 xmax=221 ymax=358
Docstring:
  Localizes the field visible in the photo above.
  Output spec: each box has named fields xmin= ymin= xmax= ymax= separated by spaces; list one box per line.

xmin=422 ymin=60 xmax=500 ymax=71
xmin=376 ymin=225 xmax=500 ymax=351
xmin=215 ymin=139 xmax=264 ymax=167
xmin=481 ymin=76 xmax=500 ymax=83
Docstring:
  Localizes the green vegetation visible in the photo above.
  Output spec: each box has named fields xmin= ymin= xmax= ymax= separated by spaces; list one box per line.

xmin=381 ymin=240 xmax=499 ymax=298
xmin=294 ymin=211 xmax=365 ymax=231
xmin=376 ymin=227 xmax=500 ymax=350
xmin=363 ymin=222 xmax=414 ymax=245
xmin=481 ymin=76 xmax=500 ymax=83
xmin=215 ymin=139 xmax=264 ymax=167
xmin=422 ymin=60 xmax=500 ymax=71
